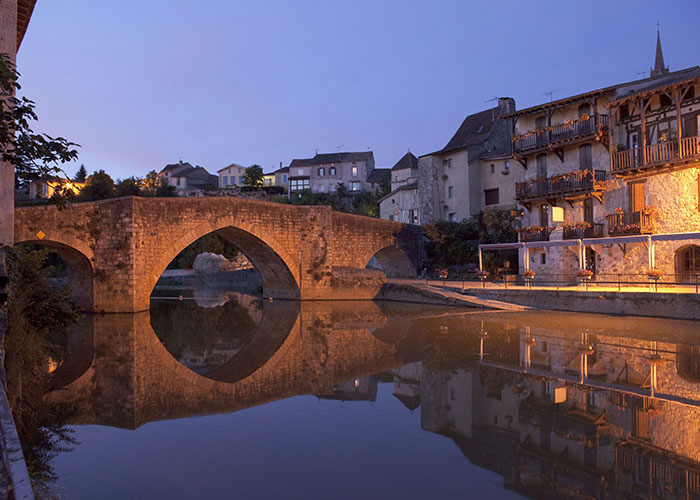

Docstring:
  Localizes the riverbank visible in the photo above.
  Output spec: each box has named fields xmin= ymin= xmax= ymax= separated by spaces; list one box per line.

xmin=390 ymin=279 xmax=700 ymax=321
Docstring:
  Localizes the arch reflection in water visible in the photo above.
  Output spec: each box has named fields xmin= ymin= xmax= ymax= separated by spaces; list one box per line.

xmin=47 ymin=307 xmax=700 ymax=499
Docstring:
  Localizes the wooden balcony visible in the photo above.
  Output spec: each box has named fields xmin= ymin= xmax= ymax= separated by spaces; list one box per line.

xmin=563 ymin=223 xmax=604 ymax=240
xmin=512 ymin=113 xmax=609 ymax=155
xmin=515 ymin=170 xmax=606 ymax=204
xmin=611 ymin=135 xmax=700 ymax=175
xmin=519 ymin=227 xmax=550 ymax=243
xmin=606 ymin=211 xmax=654 ymax=236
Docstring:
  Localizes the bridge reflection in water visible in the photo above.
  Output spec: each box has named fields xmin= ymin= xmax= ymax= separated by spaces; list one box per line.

xmin=47 ymin=300 xmax=700 ymax=499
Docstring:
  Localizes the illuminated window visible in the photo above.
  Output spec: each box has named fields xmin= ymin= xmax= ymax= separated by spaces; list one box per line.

xmin=319 ymin=167 xmax=325 ymax=176
xmin=350 ymin=181 xmax=360 ymax=191
xmin=330 ymin=166 xmax=336 ymax=175
xmin=351 ymin=166 xmax=358 ymax=177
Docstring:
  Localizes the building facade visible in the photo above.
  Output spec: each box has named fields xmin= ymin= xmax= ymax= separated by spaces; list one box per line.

xmin=217 ymin=163 xmax=246 ymax=188
xmin=287 ymin=151 xmax=376 ymax=196
xmin=379 ymin=152 xmax=420 ymax=223
xmin=159 ymin=161 xmax=218 ymax=192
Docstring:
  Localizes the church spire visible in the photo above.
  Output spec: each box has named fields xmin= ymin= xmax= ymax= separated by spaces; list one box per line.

xmin=650 ymin=24 xmax=669 ymax=77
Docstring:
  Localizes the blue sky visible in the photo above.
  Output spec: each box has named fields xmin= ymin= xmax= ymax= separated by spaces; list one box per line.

xmin=16 ymin=0 xmax=700 ymax=179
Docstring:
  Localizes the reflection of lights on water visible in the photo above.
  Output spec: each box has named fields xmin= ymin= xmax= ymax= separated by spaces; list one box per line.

xmin=47 ymin=357 xmax=60 ymax=374
xmin=354 ymin=379 xmax=360 ymax=388
xmin=439 ymin=325 xmax=448 ymax=333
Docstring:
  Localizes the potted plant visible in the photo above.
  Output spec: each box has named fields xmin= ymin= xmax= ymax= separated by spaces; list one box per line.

xmin=647 ymin=269 xmax=663 ymax=292
xmin=476 ymin=270 xmax=489 ymax=288
xmin=524 ymin=269 xmax=536 ymax=289
xmin=577 ymin=268 xmax=593 ymax=290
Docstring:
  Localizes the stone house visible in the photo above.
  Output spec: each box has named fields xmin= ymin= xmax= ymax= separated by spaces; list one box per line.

xmin=28 ymin=178 xmax=85 ymax=200
xmin=479 ymin=149 xmax=518 ymax=213
xmin=417 ymin=97 xmax=516 ymax=223
xmin=505 ymin=34 xmax=700 ymax=282
xmin=159 ymin=161 xmax=218 ymax=191
xmin=287 ymin=151 xmax=376 ymax=196
xmin=379 ymin=152 xmax=420 ymax=223
xmin=217 ymin=163 xmax=246 ymax=188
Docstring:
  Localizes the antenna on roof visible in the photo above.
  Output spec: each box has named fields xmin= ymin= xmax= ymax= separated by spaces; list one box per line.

xmin=336 ymin=144 xmax=344 ymax=152
xmin=315 ymin=148 xmax=319 ymax=155
xmin=543 ymin=88 xmax=563 ymax=102
xmin=636 ymin=70 xmax=648 ymax=78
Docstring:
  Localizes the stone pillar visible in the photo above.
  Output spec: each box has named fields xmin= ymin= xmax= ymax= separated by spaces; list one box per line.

xmin=0 ymin=0 xmax=18 ymax=388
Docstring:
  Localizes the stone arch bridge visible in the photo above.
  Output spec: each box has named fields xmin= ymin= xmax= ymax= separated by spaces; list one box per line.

xmin=14 ymin=196 xmax=423 ymax=312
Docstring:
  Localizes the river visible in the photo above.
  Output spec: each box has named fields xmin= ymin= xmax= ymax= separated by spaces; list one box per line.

xmin=34 ymin=287 xmax=700 ymax=499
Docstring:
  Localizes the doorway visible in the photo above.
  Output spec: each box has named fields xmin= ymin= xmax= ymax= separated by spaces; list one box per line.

xmin=675 ymin=245 xmax=700 ymax=283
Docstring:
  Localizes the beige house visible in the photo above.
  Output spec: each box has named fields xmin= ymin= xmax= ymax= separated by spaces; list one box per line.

xmin=28 ymin=178 xmax=84 ymax=200
xmin=418 ymin=97 xmax=516 ymax=222
xmin=479 ymin=151 xmax=517 ymax=212
xmin=379 ymin=152 xmax=419 ymax=224
xmin=217 ymin=163 xmax=246 ymax=188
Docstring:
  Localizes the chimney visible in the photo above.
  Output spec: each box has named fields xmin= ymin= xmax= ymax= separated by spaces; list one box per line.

xmin=497 ymin=97 xmax=516 ymax=115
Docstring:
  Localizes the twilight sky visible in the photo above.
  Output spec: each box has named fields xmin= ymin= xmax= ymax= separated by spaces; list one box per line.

xmin=16 ymin=0 xmax=700 ymax=179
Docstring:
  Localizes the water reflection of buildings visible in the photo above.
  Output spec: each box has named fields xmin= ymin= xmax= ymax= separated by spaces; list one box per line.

xmin=412 ymin=313 xmax=700 ymax=499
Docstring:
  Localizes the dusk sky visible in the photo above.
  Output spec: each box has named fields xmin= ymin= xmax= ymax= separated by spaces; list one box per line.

xmin=16 ymin=0 xmax=700 ymax=180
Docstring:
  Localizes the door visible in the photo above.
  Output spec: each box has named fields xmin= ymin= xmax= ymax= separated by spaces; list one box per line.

xmin=676 ymin=246 xmax=700 ymax=283
xmin=628 ymin=132 xmax=639 ymax=165
xmin=628 ymin=182 xmax=645 ymax=213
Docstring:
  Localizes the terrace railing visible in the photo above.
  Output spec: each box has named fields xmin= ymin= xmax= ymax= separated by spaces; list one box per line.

xmin=611 ymin=135 xmax=700 ymax=174
xmin=606 ymin=211 xmax=654 ymax=236
xmin=516 ymin=170 xmax=606 ymax=202
xmin=563 ymin=223 xmax=604 ymax=240
xmin=512 ymin=113 xmax=608 ymax=154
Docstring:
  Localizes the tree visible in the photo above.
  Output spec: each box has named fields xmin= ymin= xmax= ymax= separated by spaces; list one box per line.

xmin=78 ymin=170 xmax=115 ymax=201
xmin=73 ymin=164 xmax=87 ymax=183
xmin=0 ymin=54 xmax=79 ymax=202
xmin=115 ymin=176 xmax=142 ymax=197
xmin=242 ymin=164 xmax=264 ymax=187
xmin=480 ymin=208 xmax=517 ymax=244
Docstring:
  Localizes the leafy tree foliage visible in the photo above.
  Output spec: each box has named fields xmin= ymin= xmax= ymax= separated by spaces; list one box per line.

xmin=242 ymin=164 xmax=264 ymax=187
xmin=77 ymin=169 xmax=115 ymax=201
xmin=479 ymin=208 xmax=517 ymax=244
xmin=0 ymin=54 xmax=79 ymax=206
xmin=115 ymin=176 xmax=141 ymax=197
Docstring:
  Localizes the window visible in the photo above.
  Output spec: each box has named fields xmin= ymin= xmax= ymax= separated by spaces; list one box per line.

xmin=619 ymin=104 xmax=630 ymax=120
xmin=659 ymin=93 xmax=673 ymax=108
xmin=290 ymin=178 xmax=310 ymax=191
xmin=350 ymin=181 xmax=360 ymax=191
xmin=448 ymin=186 xmax=454 ymax=198
xmin=503 ymin=160 xmax=510 ymax=174
xmin=351 ymin=166 xmax=358 ymax=177
xmin=448 ymin=212 xmax=456 ymax=222
xmin=228 ymin=168 xmax=231 ymax=174
xmin=319 ymin=167 xmax=325 ymax=176
xmin=541 ymin=253 xmax=546 ymax=265
xmin=484 ymin=188 xmax=499 ymax=206
xmin=282 ymin=174 xmax=288 ymax=183
xmin=330 ymin=166 xmax=336 ymax=175
xmin=579 ymin=144 xmax=592 ymax=170
xmin=536 ymin=154 xmax=547 ymax=178
xmin=540 ymin=204 xmax=549 ymax=226
xmin=447 ymin=158 xmax=452 ymax=168
xmin=177 ymin=177 xmax=182 ymax=186
xmin=296 ymin=169 xmax=304 ymax=176
xmin=490 ymin=164 xmax=495 ymax=174
xmin=223 ymin=176 xmax=228 ymax=185
xmin=409 ymin=209 xmax=418 ymax=224
xmin=535 ymin=115 xmax=547 ymax=129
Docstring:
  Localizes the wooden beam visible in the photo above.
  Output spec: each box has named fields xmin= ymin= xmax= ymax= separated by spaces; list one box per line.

xmin=551 ymin=147 xmax=564 ymax=163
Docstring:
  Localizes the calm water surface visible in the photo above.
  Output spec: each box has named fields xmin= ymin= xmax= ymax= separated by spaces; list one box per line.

xmin=42 ymin=289 xmax=700 ymax=499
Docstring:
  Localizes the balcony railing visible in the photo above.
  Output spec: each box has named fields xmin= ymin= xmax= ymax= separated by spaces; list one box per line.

xmin=519 ymin=227 xmax=550 ymax=242
xmin=516 ymin=170 xmax=606 ymax=202
xmin=512 ymin=113 xmax=609 ymax=154
xmin=606 ymin=211 xmax=654 ymax=236
xmin=611 ymin=135 xmax=700 ymax=174
xmin=563 ymin=223 xmax=604 ymax=240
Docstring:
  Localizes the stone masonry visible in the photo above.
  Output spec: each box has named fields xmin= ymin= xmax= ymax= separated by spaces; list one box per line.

xmin=14 ymin=196 xmax=424 ymax=313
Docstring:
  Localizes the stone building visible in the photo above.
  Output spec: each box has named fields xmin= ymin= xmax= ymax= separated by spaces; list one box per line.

xmin=379 ymin=152 xmax=419 ymax=223
xmin=158 ymin=161 xmax=218 ymax=192
xmin=417 ymin=97 xmax=516 ymax=223
xmin=287 ymin=151 xmax=376 ymax=196
xmin=504 ymin=33 xmax=700 ymax=282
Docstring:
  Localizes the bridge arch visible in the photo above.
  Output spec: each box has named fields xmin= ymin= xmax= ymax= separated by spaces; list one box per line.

xmin=13 ymin=237 xmax=94 ymax=311
xmin=365 ymin=245 xmax=417 ymax=278
xmin=147 ymin=217 xmax=300 ymax=301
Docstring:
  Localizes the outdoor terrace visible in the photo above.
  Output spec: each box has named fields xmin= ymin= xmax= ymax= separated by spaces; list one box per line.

xmin=563 ymin=223 xmax=604 ymax=240
xmin=512 ymin=113 xmax=609 ymax=155
xmin=611 ymin=136 xmax=700 ymax=175
xmin=515 ymin=169 xmax=607 ymax=204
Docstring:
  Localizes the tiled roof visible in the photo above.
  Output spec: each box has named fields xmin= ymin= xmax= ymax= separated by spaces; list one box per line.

xmin=378 ymin=181 xmax=418 ymax=204
xmin=217 ymin=162 xmax=245 ymax=173
xmin=391 ymin=152 xmax=418 ymax=171
xmin=367 ymin=168 xmax=390 ymax=184
xmin=437 ymin=107 xmax=502 ymax=155
xmin=160 ymin=162 xmax=194 ymax=175
xmin=290 ymin=151 xmax=374 ymax=167
xmin=17 ymin=0 xmax=36 ymax=48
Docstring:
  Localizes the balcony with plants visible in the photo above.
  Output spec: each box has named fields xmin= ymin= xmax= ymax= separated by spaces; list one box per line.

xmin=512 ymin=113 xmax=609 ymax=155
xmin=611 ymin=131 xmax=700 ymax=175
xmin=606 ymin=206 xmax=656 ymax=236
xmin=563 ymin=222 xmax=604 ymax=240
xmin=517 ymin=225 xmax=552 ymax=243
xmin=515 ymin=169 xmax=607 ymax=204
